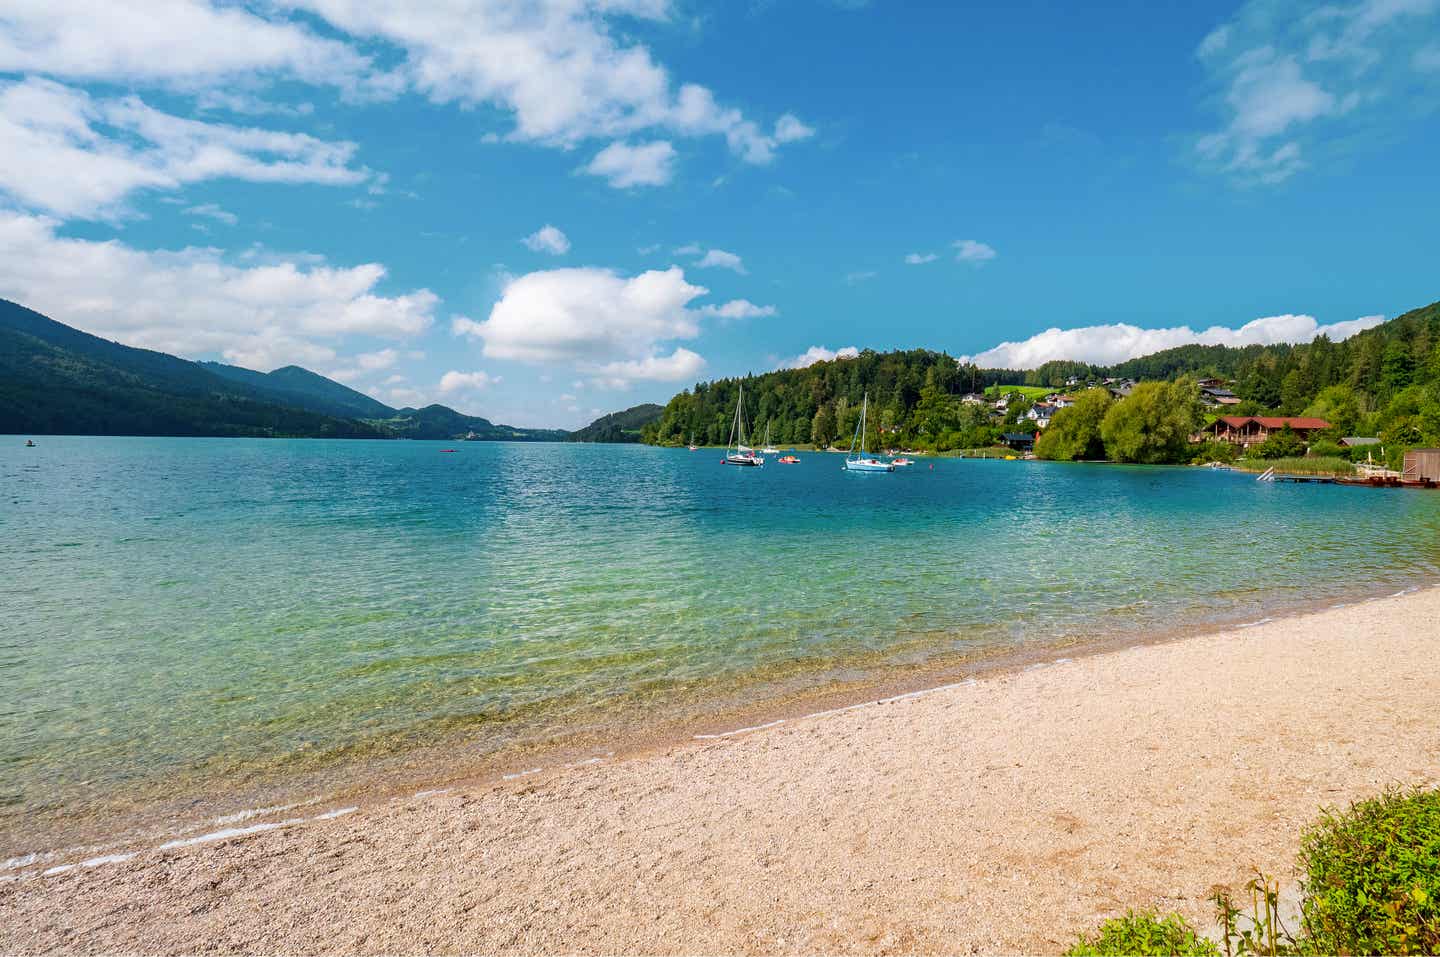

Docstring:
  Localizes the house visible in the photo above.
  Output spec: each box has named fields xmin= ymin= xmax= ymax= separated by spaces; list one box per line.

xmin=1196 ymin=378 xmax=1225 ymax=389
xmin=1204 ymin=416 xmax=1331 ymax=447
xmin=1001 ymin=432 xmax=1035 ymax=451
xmin=1339 ymin=436 xmax=1381 ymax=448
xmin=961 ymin=393 xmax=987 ymax=405
xmin=1199 ymin=385 xmax=1241 ymax=407
xmin=1052 ymin=394 xmax=1076 ymax=408
xmin=1105 ymin=378 xmax=1136 ymax=399
xmin=1026 ymin=403 xmax=1056 ymax=428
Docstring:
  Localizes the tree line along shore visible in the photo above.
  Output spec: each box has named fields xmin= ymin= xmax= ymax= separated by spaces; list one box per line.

xmin=642 ymin=299 xmax=1440 ymax=472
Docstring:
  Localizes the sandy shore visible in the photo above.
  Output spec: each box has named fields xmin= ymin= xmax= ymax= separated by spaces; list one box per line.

xmin=4 ymin=587 xmax=1439 ymax=954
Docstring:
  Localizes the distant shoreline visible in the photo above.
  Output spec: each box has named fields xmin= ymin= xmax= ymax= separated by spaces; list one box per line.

xmin=5 ymin=585 xmax=1438 ymax=953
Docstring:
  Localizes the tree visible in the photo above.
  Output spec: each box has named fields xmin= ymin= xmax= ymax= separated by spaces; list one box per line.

xmin=1100 ymin=380 xmax=1201 ymax=464
xmin=811 ymin=403 xmax=836 ymax=449
xmin=1302 ymin=385 xmax=1362 ymax=436
xmin=1035 ymin=388 xmax=1112 ymax=461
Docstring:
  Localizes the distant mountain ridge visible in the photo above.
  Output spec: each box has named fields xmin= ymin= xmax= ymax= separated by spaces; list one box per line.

xmin=0 ymin=299 xmax=385 ymax=438
xmin=0 ymin=299 xmax=567 ymax=440
xmin=568 ymin=403 xmax=663 ymax=442
xmin=200 ymin=361 xmax=394 ymax=420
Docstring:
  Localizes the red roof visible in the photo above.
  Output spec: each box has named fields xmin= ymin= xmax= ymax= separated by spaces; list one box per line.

xmin=1211 ymin=416 xmax=1331 ymax=430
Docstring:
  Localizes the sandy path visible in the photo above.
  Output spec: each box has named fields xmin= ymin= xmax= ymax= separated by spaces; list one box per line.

xmin=4 ymin=588 xmax=1438 ymax=954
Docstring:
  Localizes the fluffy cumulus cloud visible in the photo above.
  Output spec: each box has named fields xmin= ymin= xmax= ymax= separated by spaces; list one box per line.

xmin=438 ymin=369 xmax=498 ymax=392
xmin=1194 ymin=0 xmax=1440 ymax=185
xmin=904 ymin=252 xmax=938 ymax=265
xmin=0 ymin=2 xmax=813 ymax=190
xmin=953 ymin=239 xmax=997 ymax=264
xmin=780 ymin=345 xmax=860 ymax=369
xmin=583 ymin=140 xmax=676 ymax=188
xmin=694 ymin=248 xmax=746 ymax=273
xmin=521 ymin=224 xmax=571 ymax=255
xmin=699 ymin=299 xmax=775 ymax=320
xmin=0 ymin=210 xmax=436 ymax=370
xmin=960 ymin=313 xmax=1386 ymax=369
xmin=454 ymin=265 xmax=722 ymax=386
xmin=0 ymin=77 xmax=371 ymax=219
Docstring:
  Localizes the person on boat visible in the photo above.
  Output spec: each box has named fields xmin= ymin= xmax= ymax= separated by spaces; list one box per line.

xmin=25 ymin=439 xmax=35 ymax=447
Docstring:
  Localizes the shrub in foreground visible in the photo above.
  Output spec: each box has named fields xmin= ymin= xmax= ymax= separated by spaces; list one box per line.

xmin=1298 ymin=787 xmax=1440 ymax=956
xmin=1065 ymin=910 xmax=1219 ymax=956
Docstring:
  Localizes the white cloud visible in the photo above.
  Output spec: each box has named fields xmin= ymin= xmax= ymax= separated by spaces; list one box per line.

xmin=1195 ymin=0 xmax=1440 ymax=185
xmin=904 ymin=252 xmax=938 ymax=265
xmin=583 ymin=140 xmax=676 ymax=188
xmin=0 ymin=0 xmax=384 ymax=93
xmin=1416 ymin=44 xmax=1440 ymax=70
xmin=780 ymin=345 xmax=860 ymax=369
xmin=0 ymin=77 xmax=371 ymax=219
xmin=459 ymin=265 xmax=706 ymax=363
xmin=844 ymin=270 xmax=877 ymax=284
xmin=521 ymin=224 xmax=571 ymax=255
xmin=0 ymin=1 xmax=811 ymax=188
xmin=590 ymin=347 xmax=705 ymax=386
xmin=699 ymin=299 xmax=775 ymax=320
xmin=695 ymin=248 xmax=746 ymax=273
xmin=439 ymin=370 xmax=497 ymax=393
xmin=773 ymin=113 xmax=816 ymax=144
xmin=953 ymin=239 xmax=997 ymax=264
xmin=0 ymin=210 xmax=436 ymax=370
xmin=183 ymin=202 xmax=237 ymax=226
xmin=959 ymin=313 xmax=1386 ymax=369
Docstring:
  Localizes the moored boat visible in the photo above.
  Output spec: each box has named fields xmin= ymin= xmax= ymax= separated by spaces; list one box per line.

xmin=722 ymin=385 xmax=765 ymax=467
xmin=778 ymin=454 xmax=800 ymax=464
xmin=843 ymin=393 xmax=893 ymax=473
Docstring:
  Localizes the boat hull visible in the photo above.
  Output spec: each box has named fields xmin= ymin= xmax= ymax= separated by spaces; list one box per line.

xmin=723 ymin=456 xmax=764 ymax=467
xmin=844 ymin=459 xmax=894 ymax=473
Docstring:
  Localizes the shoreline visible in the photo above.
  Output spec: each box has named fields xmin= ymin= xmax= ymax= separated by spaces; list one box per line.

xmin=4 ymin=585 xmax=1439 ymax=953
xmin=3 ymin=573 xmax=1435 ymax=865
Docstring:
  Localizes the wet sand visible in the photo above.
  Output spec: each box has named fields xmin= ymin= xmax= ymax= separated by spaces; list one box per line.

xmin=3 ymin=586 xmax=1438 ymax=954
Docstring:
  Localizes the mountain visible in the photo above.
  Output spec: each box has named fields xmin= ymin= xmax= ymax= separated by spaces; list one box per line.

xmin=201 ymin=361 xmax=394 ymax=419
xmin=568 ymin=403 xmax=663 ymax=443
xmin=374 ymin=404 xmax=568 ymax=442
xmin=0 ymin=299 xmax=386 ymax=438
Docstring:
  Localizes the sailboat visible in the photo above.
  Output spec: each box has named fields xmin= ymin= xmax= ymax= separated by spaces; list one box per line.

xmin=688 ymin=431 xmax=698 ymax=451
xmin=760 ymin=423 xmax=779 ymax=455
xmin=722 ymin=385 xmax=765 ymax=467
xmin=843 ymin=393 xmax=893 ymax=472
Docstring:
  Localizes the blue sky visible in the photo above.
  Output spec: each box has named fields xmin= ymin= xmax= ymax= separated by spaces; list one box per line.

xmin=1 ymin=0 xmax=1437 ymax=428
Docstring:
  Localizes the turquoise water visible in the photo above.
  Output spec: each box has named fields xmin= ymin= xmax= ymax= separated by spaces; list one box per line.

xmin=4 ymin=437 xmax=1440 ymax=845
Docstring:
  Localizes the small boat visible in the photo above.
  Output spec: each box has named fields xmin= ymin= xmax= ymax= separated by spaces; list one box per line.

xmin=25 ymin=439 xmax=36 ymax=447
xmin=778 ymin=454 xmax=800 ymax=464
xmin=890 ymin=457 xmax=914 ymax=467
xmin=844 ymin=393 xmax=893 ymax=473
xmin=760 ymin=424 xmax=779 ymax=455
xmin=722 ymin=385 xmax=764 ymax=467
xmin=440 ymin=448 xmax=457 ymax=453
xmin=688 ymin=431 xmax=698 ymax=451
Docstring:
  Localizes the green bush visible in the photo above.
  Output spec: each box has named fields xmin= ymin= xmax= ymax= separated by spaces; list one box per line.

xmin=1298 ymin=787 xmax=1440 ymax=956
xmin=1190 ymin=439 xmax=1239 ymax=465
xmin=1306 ymin=439 xmax=1343 ymax=459
xmin=1065 ymin=911 xmax=1219 ymax=956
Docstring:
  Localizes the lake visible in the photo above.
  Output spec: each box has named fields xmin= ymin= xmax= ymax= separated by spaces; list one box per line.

xmin=4 ymin=436 xmax=1439 ymax=853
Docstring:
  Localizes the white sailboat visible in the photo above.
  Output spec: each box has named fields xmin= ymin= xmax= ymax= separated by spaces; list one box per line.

xmin=688 ymin=431 xmax=698 ymax=451
xmin=760 ymin=423 xmax=779 ymax=455
xmin=722 ymin=385 xmax=765 ymax=467
xmin=843 ymin=392 xmax=893 ymax=473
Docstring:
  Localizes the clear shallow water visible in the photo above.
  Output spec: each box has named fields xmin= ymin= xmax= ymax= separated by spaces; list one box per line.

xmin=3 ymin=437 xmax=1440 ymax=842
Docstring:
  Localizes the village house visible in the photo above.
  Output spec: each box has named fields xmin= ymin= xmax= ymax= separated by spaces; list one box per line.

xmin=1204 ymin=416 xmax=1332 ymax=448
xmin=1199 ymin=385 xmax=1241 ymax=407
xmin=1052 ymin=394 xmax=1076 ymax=408
xmin=1026 ymin=403 xmax=1056 ymax=428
